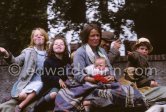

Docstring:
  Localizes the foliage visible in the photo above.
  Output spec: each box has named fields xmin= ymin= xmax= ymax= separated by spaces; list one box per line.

xmin=0 ymin=0 xmax=166 ymax=54
xmin=0 ymin=0 xmax=48 ymax=55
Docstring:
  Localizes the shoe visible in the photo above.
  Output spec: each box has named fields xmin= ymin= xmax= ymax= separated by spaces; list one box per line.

xmin=27 ymin=107 xmax=34 ymax=112
xmin=15 ymin=105 xmax=22 ymax=112
xmin=30 ymin=97 xmax=47 ymax=112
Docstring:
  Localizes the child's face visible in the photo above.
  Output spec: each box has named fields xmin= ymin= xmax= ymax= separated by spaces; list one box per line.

xmin=136 ymin=46 xmax=149 ymax=56
xmin=95 ymin=59 xmax=106 ymax=70
xmin=53 ymin=39 xmax=65 ymax=54
xmin=33 ymin=29 xmax=45 ymax=46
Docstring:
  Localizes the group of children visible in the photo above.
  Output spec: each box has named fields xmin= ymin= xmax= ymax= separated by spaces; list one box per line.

xmin=0 ymin=26 xmax=159 ymax=112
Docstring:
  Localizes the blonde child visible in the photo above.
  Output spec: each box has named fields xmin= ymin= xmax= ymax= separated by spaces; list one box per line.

xmin=0 ymin=28 xmax=48 ymax=112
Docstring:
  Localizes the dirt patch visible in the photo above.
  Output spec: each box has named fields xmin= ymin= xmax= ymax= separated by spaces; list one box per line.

xmin=0 ymin=66 xmax=18 ymax=103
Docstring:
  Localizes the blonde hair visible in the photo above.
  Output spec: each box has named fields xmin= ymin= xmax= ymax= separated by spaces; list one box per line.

xmin=29 ymin=27 xmax=49 ymax=50
xmin=95 ymin=57 xmax=107 ymax=66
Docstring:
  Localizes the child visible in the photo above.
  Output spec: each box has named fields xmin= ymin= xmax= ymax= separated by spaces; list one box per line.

xmin=83 ymin=57 xmax=115 ymax=112
xmin=30 ymin=35 xmax=70 ymax=112
xmin=127 ymin=37 xmax=158 ymax=88
xmin=84 ymin=57 xmax=115 ymax=85
xmin=0 ymin=28 xmax=48 ymax=112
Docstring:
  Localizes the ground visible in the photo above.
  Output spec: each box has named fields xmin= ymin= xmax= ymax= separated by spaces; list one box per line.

xmin=1 ymin=64 xmax=166 ymax=102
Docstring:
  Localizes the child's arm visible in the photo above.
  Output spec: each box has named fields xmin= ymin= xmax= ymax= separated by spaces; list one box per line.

xmin=0 ymin=47 xmax=26 ymax=66
xmin=0 ymin=47 xmax=9 ymax=58
xmin=136 ymin=77 xmax=158 ymax=88
xmin=128 ymin=51 xmax=139 ymax=63
xmin=84 ymin=76 xmax=98 ymax=84
xmin=83 ymin=65 xmax=98 ymax=84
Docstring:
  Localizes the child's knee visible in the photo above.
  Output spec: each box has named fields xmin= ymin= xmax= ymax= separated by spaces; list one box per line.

xmin=18 ymin=92 xmax=27 ymax=101
xmin=83 ymin=100 xmax=91 ymax=106
xmin=50 ymin=92 xmax=57 ymax=99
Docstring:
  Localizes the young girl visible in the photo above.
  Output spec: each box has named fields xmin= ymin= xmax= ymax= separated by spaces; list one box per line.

xmin=127 ymin=37 xmax=158 ymax=88
xmin=31 ymin=34 xmax=70 ymax=112
xmin=0 ymin=27 xmax=48 ymax=112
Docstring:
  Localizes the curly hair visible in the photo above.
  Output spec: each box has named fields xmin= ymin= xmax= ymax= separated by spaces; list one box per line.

xmin=47 ymin=34 xmax=70 ymax=62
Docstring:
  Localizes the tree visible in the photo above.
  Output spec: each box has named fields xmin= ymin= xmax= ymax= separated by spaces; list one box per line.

xmin=0 ymin=0 xmax=165 ymax=54
xmin=114 ymin=0 xmax=166 ymax=54
xmin=0 ymin=0 xmax=48 ymax=55
xmin=48 ymin=0 xmax=166 ymax=54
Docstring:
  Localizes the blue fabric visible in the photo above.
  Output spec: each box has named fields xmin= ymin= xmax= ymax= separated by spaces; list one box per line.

xmin=54 ymin=82 xmax=146 ymax=111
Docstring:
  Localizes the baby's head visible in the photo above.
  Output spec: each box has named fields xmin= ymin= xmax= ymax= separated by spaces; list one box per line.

xmin=94 ymin=57 xmax=107 ymax=70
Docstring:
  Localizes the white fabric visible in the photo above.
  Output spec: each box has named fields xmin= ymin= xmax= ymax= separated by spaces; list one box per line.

xmin=146 ymin=104 xmax=166 ymax=112
xmin=84 ymin=64 xmax=109 ymax=76
xmin=22 ymin=81 xmax=43 ymax=94
xmin=85 ymin=44 xmax=112 ymax=68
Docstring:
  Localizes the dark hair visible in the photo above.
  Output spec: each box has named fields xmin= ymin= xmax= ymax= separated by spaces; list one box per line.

xmin=80 ymin=23 xmax=102 ymax=45
xmin=47 ymin=34 xmax=70 ymax=62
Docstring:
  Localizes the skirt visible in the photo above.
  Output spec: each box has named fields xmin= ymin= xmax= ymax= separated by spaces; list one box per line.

xmin=22 ymin=80 xmax=43 ymax=95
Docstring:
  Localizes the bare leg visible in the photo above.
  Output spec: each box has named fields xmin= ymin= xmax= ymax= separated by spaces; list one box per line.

xmin=18 ymin=91 xmax=28 ymax=101
xmin=49 ymin=92 xmax=57 ymax=100
xmin=83 ymin=100 xmax=91 ymax=112
xmin=18 ymin=91 xmax=36 ymax=109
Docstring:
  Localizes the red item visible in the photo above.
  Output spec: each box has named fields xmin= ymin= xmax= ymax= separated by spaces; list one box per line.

xmin=93 ymin=74 xmax=108 ymax=83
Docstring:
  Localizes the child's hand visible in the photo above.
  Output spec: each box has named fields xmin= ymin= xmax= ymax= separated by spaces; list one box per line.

xmin=0 ymin=47 xmax=9 ymax=58
xmin=84 ymin=76 xmax=98 ymax=84
xmin=127 ymin=51 xmax=133 ymax=56
xmin=59 ymin=79 xmax=66 ymax=88
xmin=105 ymin=76 xmax=115 ymax=82
xmin=150 ymin=81 xmax=158 ymax=87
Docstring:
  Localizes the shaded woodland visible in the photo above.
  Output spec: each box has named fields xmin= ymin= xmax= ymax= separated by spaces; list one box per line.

xmin=0 ymin=0 xmax=166 ymax=55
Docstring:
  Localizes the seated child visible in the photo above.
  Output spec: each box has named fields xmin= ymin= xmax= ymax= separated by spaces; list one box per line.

xmin=83 ymin=57 xmax=115 ymax=112
xmin=84 ymin=57 xmax=115 ymax=85
xmin=127 ymin=37 xmax=158 ymax=88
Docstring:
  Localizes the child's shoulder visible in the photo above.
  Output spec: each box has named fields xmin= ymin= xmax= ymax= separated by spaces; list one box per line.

xmin=85 ymin=64 xmax=95 ymax=72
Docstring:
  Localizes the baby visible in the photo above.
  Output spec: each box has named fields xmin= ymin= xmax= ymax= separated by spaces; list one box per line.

xmin=83 ymin=57 xmax=115 ymax=112
xmin=84 ymin=57 xmax=115 ymax=85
